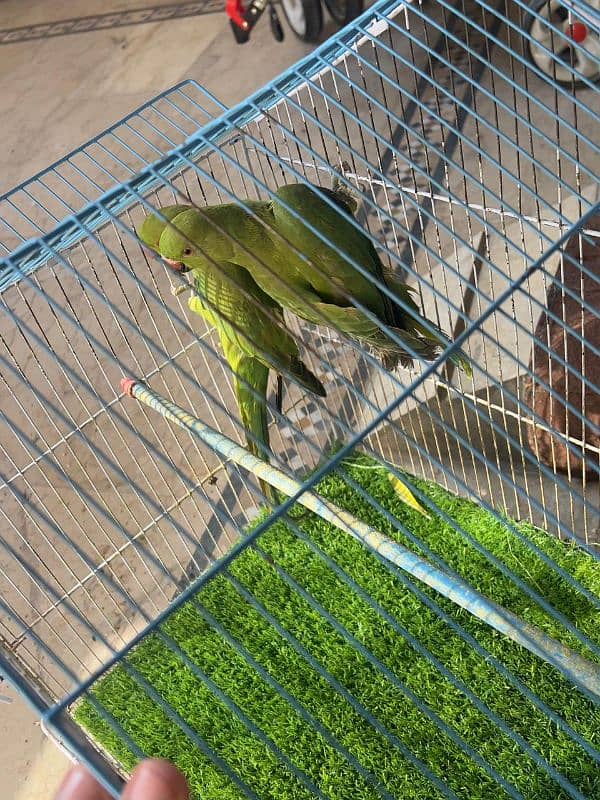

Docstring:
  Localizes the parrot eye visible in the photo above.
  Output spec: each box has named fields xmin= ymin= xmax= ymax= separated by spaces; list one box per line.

xmin=183 ymin=247 xmax=193 ymax=256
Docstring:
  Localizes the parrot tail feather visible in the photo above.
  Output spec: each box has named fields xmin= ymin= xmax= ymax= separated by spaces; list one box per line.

xmin=275 ymin=374 xmax=283 ymax=414
xmin=232 ymin=358 xmax=280 ymax=506
xmin=364 ymin=326 xmax=440 ymax=371
xmin=287 ymin=356 xmax=327 ymax=397
xmin=411 ymin=320 xmax=473 ymax=377
xmin=363 ymin=320 xmax=473 ymax=376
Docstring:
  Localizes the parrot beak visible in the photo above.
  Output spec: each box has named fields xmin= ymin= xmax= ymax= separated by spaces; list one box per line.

xmin=163 ymin=258 xmax=190 ymax=274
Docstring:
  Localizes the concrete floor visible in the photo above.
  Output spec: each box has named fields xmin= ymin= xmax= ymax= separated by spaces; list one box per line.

xmin=0 ymin=0 xmax=341 ymax=196
xmin=0 ymin=2 xmax=329 ymax=797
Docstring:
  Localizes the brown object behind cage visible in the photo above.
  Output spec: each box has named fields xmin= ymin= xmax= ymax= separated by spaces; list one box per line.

xmin=524 ymin=215 xmax=600 ymax=479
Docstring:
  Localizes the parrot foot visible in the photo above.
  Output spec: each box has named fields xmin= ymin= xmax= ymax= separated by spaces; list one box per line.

xmin=171 ymin=283 xmax=190 ymax=297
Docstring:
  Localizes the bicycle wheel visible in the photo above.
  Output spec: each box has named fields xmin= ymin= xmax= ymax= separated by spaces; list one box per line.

xmin=280 ymin=0 xmax=322 ymax=41
xmin=323 ymin=0 xmax=363 ymax=26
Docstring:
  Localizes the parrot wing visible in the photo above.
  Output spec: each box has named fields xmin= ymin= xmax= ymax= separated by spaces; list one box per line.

xmin=271 ymin=183 xmax=387 ymax=312
xmin=190 ymin=260 xmax=326 ymax=398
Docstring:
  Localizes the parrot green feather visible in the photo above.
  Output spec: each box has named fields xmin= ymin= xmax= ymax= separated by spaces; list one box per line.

xmin=185 ymin=256 xmax=326 ymax=399
xmin=147 ymin=207 xmax=325 ymax=506
xmin=186 ymin=256 xmax=325 ymax=506
xmin=137 ymin=204 xmax=193 ymax=250
xmin=156 ymin=184 xmax=471 ymax=373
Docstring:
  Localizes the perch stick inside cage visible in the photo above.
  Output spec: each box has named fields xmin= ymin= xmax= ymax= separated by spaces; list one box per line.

xmin=122 ymin=377 xmax=600 ymax=703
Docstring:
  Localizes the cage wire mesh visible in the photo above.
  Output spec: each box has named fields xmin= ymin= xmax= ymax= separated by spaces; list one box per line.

xmin=1 ymin=0 xmax=600 ymax=797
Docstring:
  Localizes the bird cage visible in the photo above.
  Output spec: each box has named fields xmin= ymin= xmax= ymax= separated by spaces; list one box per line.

xmin=1 ymin=0 xmax=599 ymax=798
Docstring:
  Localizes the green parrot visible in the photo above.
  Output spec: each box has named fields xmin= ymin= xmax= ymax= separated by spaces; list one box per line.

xmin=138 ymin=207 xmax=326 ymax=505
xmin=156 ymin=183 xmax=471 ymax=373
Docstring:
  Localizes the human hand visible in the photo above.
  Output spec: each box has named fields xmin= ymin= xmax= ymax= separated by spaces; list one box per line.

xmin=54 ymin=758 xmax=189 ymax=800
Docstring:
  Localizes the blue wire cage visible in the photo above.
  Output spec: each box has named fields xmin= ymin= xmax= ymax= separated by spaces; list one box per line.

xmin=1 ymin=0 xmax=600 ymax=797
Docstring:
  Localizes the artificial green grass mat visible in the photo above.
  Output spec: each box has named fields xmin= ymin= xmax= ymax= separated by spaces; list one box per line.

xmin=74 ymin=455 xmax=600 ymax=800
